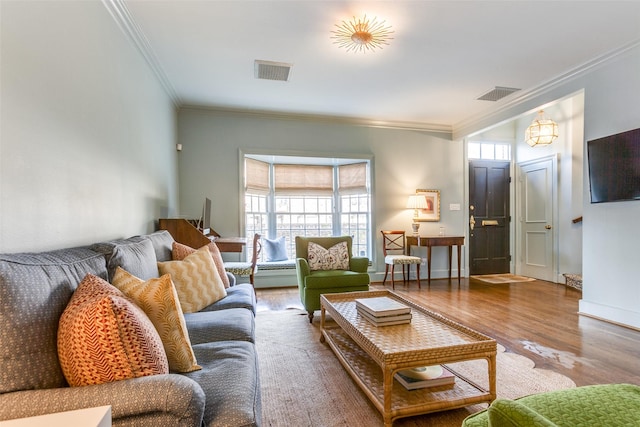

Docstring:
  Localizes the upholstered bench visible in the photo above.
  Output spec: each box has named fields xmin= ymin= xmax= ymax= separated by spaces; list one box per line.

xmin=462 ymin=383 xmax=640 ymax=427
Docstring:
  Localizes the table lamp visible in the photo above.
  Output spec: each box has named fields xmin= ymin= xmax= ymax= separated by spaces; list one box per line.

xmin=406 ymin=195 xmax=427 ymax=235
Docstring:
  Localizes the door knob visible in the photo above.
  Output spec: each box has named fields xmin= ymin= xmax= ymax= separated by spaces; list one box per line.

xmin=545 ymin=225 xmax=552 ymax=230
xmin=470 ymin=215 xmax=476 ymax=230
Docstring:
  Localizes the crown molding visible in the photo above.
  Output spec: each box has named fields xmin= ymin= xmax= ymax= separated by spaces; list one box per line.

xmin=179 ymin=105 xmax=453 ymax=135
xmin=453 ymin=38 xmax=640 ymax=139
xmin=101 ymin=0 xmax=180 ymax=106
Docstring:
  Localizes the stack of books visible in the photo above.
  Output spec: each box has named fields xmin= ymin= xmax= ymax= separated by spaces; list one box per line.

xmin=394 ymin=365 xmax=456 ymax=390
xmin=354 ymin=296 xmax=412 ymax=326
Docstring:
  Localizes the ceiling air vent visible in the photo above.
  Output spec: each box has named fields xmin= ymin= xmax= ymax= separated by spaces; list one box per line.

xmin=254 ymin=60 xmax=293 ymax=82
xmin=477 ymin=86 xmax=521 ymax=102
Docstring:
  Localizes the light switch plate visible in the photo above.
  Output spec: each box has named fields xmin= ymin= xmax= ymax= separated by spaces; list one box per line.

xmin=449 ymin=203 xmax=461 ymax=211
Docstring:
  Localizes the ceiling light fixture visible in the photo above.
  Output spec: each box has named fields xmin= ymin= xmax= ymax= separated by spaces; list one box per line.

xmin=525 ymin=110 xmax=559 ymax=147
xmin=330 ymin=15 xmax=393 ymax=53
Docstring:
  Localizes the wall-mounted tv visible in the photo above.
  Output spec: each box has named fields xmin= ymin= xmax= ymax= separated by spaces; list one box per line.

xmin=587 ymin=127 xmax=640 ymax=204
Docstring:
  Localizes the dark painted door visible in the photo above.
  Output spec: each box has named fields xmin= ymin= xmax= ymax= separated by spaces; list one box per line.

xmin=469 ymin=160 xmax=511 ymax=275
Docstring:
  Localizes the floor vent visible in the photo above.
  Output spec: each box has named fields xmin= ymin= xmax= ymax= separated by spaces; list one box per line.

xmin=477 ymin=86 xmax=520 ymax=102
xmin=254 ymin=60 xmax=293 ymax=82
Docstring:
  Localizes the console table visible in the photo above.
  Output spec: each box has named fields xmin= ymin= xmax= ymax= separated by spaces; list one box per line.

xmin=406 ymin=235 xmax=464 ymax=285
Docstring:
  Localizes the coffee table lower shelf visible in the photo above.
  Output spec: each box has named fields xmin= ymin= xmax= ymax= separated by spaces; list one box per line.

xmin=322 ymin=326 xmax=493 ymax=426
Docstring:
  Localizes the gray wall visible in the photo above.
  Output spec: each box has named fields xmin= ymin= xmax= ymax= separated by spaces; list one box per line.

xmin=0 ymin=1 xmax=179 ymax=252
xmin=177 ymin=108 xmax=464 ymax=278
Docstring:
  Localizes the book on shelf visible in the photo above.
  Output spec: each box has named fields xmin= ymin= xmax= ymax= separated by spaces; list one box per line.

xmin=354 ymin=296 xmax=411 ymax=317
xmin=394 ymin=365 xmax=455 ymax=390
xmin=357 ymin=307 xmax=412 ymax=326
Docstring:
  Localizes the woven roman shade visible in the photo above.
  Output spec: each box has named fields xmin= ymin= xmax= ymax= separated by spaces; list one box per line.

xmin=338 ymin=162 xmax=367 ymax=195
xmin=245 ymin=158 xmax=270 ymax=194
xmin=274 ymin=164 xmax=333 ymax=195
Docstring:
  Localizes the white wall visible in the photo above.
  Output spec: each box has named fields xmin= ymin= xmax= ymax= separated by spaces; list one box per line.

xmin=177 ymin=108 xmax=465 ymax=283
xmin=0 ymin=1 xmax=179 ymax=252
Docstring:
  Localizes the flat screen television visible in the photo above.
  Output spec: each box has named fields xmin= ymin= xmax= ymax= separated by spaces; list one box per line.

xmin=587 ymin=127 xmax=640 ymax=204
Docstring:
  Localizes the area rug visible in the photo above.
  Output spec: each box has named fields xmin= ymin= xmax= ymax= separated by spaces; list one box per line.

xmin=470 ymin=274 xmax=536 ymax=284
xmin=256 ymin=309 xmax=575 ymax=426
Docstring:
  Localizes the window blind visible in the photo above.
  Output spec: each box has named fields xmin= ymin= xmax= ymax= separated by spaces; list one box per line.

xmin=245 ymin=158 xmax=270 ymax=194
xmin=338 ymin=162 xmax=367 ymax=194
xmin=274 ymin=164 xmax=333 ymax=195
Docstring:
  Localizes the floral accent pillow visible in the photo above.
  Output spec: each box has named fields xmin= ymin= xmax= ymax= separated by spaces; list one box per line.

xmin=307 ymin=241 xmax=350 ymax=271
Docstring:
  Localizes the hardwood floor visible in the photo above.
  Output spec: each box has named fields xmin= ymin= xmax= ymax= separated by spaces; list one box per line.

xmin=257 ymin=278 xmax=640 ymax=387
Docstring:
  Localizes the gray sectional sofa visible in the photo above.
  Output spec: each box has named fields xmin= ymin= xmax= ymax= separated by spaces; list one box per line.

xmin=0 ymin=230 xmax=261 ymax=426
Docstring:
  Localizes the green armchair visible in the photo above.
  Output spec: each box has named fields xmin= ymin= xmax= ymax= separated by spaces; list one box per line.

xmin=295 ymin=236 xmax=370 ymax=322
xmin=462 ymin=383 xmax=640 ymax=427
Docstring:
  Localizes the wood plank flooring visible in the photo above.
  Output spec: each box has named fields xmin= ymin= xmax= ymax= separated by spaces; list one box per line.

xmin=256 ymin=278 xmax=640 ymax=387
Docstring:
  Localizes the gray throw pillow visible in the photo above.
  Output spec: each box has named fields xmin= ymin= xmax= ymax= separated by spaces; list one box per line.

xmin=264 ymin=236 xmax=288 ymax=262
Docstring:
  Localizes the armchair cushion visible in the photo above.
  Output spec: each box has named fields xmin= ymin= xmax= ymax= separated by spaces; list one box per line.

xmin=308 ymin=241 xmax=349 ymax=270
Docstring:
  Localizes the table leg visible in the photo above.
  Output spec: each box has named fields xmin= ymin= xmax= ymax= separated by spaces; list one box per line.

xmin=448 ymin=245 xmax=453 ymax=281
xmin=320 ymin=305 xmax=326 ymax=343
xmin=427 ymin=246 xmax=432 ymax=285
xmin=457 ymin=244 xmax=462 ymax=286
xmin=383 ymin=367 xmax=393 ymax=427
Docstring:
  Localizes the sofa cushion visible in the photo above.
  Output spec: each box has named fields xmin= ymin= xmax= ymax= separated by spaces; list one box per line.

xmin=184 ymin=308 xmax=255 ymax=344
xmin=185 ymin=341 xmax=261 ymax=427
xmin=307 ymin=241 xmax=349 ymax=271
xmin=198 ymin=283 xmax=257 ymax=315
xmin=91 ymin=237 xmax=159 ymax=281
xmin=172 ymin=241 xmax=230 ymax=288
xmin=158 ymin=246 xmax=227 ymax=313
xmin=0 ymin=247 xmax=108 ymax=394
xmin=142 ymin=230 xmax=175 ymax=262
xmin=112 ymin=267 xmax=201 ymax=373
xmin=58 ymin=274 xmax=169 ymax=387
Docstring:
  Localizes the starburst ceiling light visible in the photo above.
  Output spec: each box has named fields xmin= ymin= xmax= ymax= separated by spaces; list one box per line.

xmin=525 ymin=110 xmax=559 ymax=147
xmin=330 ymin=15 xmax=394 ymax=53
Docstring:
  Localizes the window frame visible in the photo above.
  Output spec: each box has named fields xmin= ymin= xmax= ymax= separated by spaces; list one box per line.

xmin=240 ymin=150 xmax=375 ymax=263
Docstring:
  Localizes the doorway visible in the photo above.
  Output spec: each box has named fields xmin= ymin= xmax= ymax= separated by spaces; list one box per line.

xmin=468 ymin=160 xmax=511 ymax=275
xmin=517 ymin=155 xmax=557 ymax=281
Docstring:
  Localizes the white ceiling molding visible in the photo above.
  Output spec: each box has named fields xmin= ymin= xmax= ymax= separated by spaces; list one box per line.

xmin=179 ymin=105 xmax=453 ymax=135
xmin=453 ymin=38 xmax=640 ymax=140
xmin=101 ymin=0 xmax=180 ymax=106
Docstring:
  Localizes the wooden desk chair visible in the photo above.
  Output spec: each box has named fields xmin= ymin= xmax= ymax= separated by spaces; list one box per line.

xmin=381 ymin=230 xmax=422 ymax=289
xmin=224 ymin=233 xmax=262 ymax=294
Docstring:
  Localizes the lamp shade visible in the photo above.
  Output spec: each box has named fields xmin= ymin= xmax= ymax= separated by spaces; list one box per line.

xmin=407 ymin=195 xmax=427 ymax=209
xmin=525 ymin=110 xmax=558 ymax=147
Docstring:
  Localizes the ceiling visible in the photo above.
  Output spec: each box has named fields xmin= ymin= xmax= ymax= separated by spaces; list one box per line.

xmin=120 ymin=1 xmax=640 ymax=133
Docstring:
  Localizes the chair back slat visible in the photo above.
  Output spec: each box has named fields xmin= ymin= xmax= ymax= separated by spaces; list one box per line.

xmin=381 ymin=230 xmax=407 ymax=256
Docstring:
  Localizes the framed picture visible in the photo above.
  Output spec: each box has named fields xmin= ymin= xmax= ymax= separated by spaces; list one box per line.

xmin=415 ymin=189 xmax=440 ymax=222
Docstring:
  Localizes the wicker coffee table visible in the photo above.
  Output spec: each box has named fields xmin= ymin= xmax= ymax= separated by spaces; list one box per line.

xmin=320 ymin=290 xmax=497 ymax=426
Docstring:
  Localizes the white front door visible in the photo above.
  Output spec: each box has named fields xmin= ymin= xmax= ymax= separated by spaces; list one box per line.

xmin=518 ymin=155 xmax=556 ymax=281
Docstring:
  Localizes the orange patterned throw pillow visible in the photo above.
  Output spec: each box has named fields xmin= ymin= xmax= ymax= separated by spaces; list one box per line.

xmin=57 ymin=274 xmax=169 ymax=387
xmin=172 ymin=241 xmax=230 ymax=288
xmin=112 ymin=267 xmax=201 ymax=373
xmin=158 ymin=245 xmax=227 ymax=313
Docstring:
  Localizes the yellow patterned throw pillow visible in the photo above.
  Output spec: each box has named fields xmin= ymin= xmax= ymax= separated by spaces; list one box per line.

xmin=112 ymin=267 xmax=201 ymax=373
xmin=158 ymin=245 xmax=227 ymax=313
xmin=172 ymin=241 xmax=230 ymax=288
xmin=58 ymin=274 xmax=169 ymax=387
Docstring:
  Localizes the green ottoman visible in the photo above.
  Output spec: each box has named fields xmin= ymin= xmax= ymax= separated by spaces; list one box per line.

xmin=462 ymin=383 xmax=640 ymax=427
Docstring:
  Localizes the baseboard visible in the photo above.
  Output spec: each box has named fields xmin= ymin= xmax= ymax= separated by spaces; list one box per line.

xmin=579 ymin=299 xmax=640 ymax=330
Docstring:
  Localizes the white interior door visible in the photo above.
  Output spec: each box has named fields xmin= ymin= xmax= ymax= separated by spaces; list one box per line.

xmin=518 ymin=155 xmax=556 ymax=281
